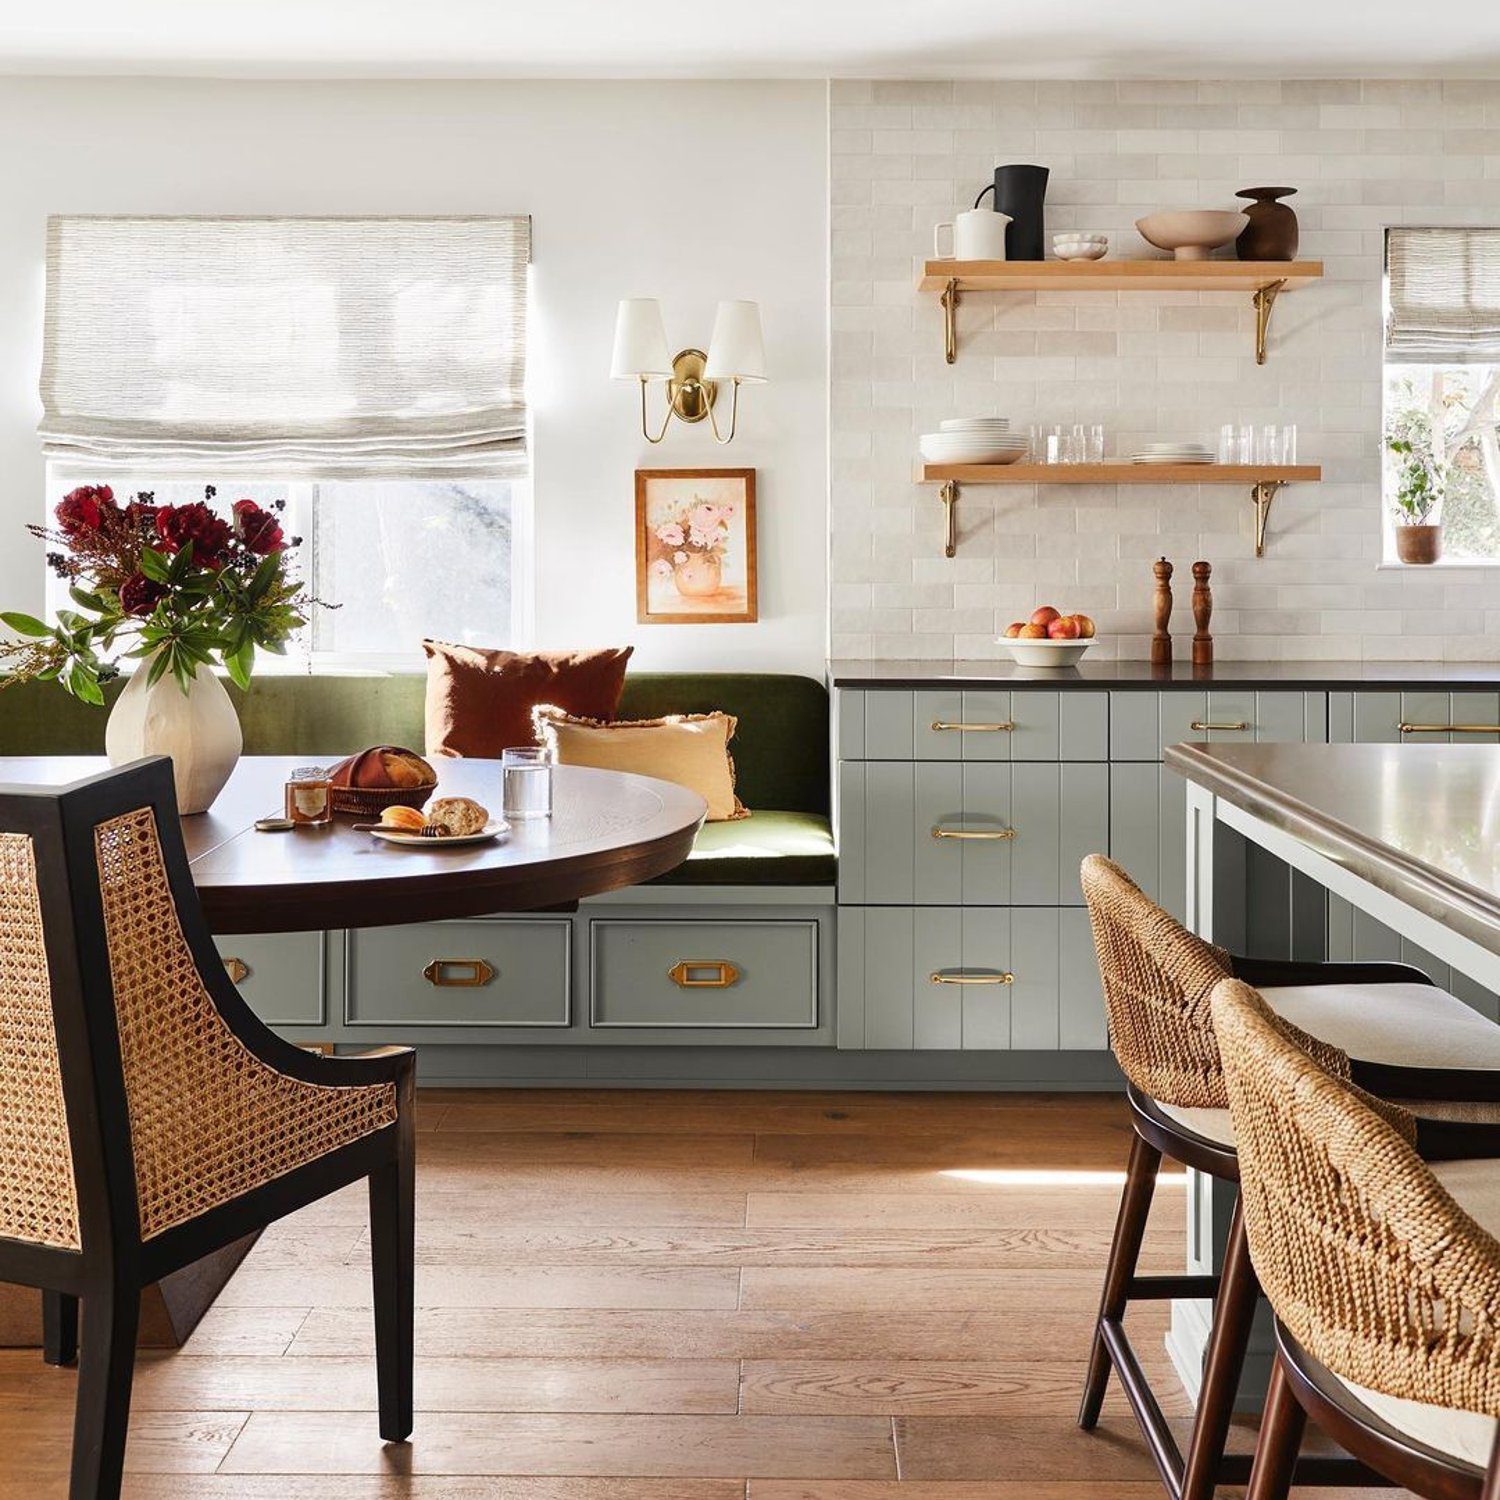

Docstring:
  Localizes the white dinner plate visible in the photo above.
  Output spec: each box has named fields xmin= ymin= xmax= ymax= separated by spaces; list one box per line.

xmin=368 ymin=820 xmax=511 ymax=847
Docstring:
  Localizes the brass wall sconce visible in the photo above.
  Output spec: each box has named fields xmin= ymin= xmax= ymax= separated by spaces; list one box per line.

xmin=611 ymin=298 xmax=766 ymax=444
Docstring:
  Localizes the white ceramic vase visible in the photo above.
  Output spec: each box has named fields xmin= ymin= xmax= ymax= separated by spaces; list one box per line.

xmin=105 ymin=660 xmax=243 ymax=814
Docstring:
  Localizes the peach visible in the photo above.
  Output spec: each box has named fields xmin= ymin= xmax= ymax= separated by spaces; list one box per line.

xmin=1030 ymin=605 xmax=1061 ymax=628
xmin=1048 ymin=616 xmax=1082 ymax=640
xmin=1017 ymin=622 xmax=1048 ymax=639
xmin=1003 ymin=621 xmax=1025 ymax=638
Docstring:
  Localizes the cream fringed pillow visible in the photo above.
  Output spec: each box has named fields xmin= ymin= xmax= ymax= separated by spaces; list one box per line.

xmin=534 ymin=707 xmax=748 ymax=821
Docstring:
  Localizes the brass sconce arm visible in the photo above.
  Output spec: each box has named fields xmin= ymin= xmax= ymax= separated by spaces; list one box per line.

xmin=702 ymin=377 xmax=742 ymax=446
xmin=637 ymin=375 xmax=677 ymax=445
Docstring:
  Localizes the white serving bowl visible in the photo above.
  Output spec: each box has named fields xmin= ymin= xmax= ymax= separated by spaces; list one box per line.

xmin=1135 ymin=209 xmax=1246 ymax=261
xmin=1000 ymin=636 xmax=1096 ymax=667
xmin=1054 ymin=242 xmax=1108 ymax=261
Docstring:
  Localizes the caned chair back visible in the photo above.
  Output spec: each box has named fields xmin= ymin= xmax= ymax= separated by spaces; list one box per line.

xmin=1213 ymin=976 xmax=1500 ymax=1417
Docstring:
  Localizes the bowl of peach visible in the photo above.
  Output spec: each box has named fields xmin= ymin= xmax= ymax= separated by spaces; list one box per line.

xmin=1000 ymin=607 xmax=1097 ymax=666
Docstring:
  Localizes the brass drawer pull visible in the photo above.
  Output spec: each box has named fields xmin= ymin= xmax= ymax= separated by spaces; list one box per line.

xmin=1399 ymin=723 xmax=1500 ymax=735
xmin=1189 ymin=721 xmax=1250 ymax=732
xmin=930 ymin=971 xmax=1015 ymax=986
xmin=931 ymin=720 xmax=1015 ymax=733
xmin=931 ymin=826 xmax=1016 ymax=841
xmin=223 ymin=956 xmax=250 ymax=985
xmin=668 ymin=960 xmax=741 ymax=989
xmin=422 ymin=958 xmax=495 ymax=988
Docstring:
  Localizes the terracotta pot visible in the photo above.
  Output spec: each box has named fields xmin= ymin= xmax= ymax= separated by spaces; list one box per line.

xmin=1395 ymin=523 xmax=1443 ymax=566
xmin=673 ymin=552 xmax=723 ymax=599
xmin=1235 ymin=187 xmax=1299 ymax=261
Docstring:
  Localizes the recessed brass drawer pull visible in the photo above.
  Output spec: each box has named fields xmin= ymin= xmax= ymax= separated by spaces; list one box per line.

xmin=1189 ymin=721 xmax=1250 ymax=732
xmin=931 ymin=720 xmax=1015 ymax=733
xmin=223 ymin=956 xmax=250 ymax=985
xmin=422 ymin=958 xmax=496 ymax=988
xmin=931 ymin=826 xmax=1016 ymax=841
xmin=668 ymin=960 xmax=741 ymax=989
xmin=1398 ymin=723 xmax=1500 ymax=735
xmin=930 ymin=971 xmax=1015 ymax=986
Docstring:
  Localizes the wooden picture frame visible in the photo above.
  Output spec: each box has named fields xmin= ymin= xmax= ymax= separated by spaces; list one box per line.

xmin=635 ymin=468 xmax=757 ymax=624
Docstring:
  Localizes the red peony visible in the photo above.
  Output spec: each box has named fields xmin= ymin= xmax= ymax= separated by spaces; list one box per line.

xmin=231 ymin=499 xmax=286 ymax=555
xmin=55 ymin=484 xmax=116 ymax=537
xmin=117 ymin=572 xmax=166 ymax=617
xmin=154 ymin=502 xmax=232 ymax=566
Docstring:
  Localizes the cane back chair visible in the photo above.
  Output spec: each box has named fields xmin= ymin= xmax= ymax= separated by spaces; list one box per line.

xmin=0 ymin=757 xmax=415 ymax=1500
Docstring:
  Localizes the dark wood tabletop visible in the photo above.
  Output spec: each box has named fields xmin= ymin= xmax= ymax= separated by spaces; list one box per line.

xmin=0 ymin=755 xmax=707 ymax=934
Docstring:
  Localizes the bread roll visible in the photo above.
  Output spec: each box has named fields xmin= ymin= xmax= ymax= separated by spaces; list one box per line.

xmin=330 ymin=745 xmax=436 ymax=790
xmin=426 ymin=797 xmax=489 ymax=837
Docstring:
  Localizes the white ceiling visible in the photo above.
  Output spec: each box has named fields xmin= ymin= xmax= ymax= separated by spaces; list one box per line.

xmin=1 ymin=0 xmax=1497 ymax=79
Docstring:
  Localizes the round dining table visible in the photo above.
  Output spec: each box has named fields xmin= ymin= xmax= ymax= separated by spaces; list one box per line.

xmin=0 ymin=754 xmax=708 ymax=933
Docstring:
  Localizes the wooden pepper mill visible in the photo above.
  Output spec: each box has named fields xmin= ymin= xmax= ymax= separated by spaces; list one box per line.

xmin=1151 ymin=558 xmax=1173 ymax=666
xmin=1192 ymin=560 xmax=1214 ymax=667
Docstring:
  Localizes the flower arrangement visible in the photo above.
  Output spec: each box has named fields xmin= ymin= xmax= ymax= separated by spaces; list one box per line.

xmin=1 ymin=483 xmax=319 ymax=704
xmin=647 ymin=496 xmax=736 ymax=590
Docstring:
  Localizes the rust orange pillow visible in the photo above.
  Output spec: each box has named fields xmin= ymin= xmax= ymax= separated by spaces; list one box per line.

xmin=422 ymin=641 xmax=633 ymax=759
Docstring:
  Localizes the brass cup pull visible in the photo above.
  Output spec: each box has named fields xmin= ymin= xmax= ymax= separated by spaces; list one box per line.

xmin=223 ymin=956 xmax=249 ymax=985
xmin=931 ymin=826 xmax=1016 ymax=841
xmin=1399 ymin=723 xmax=1500 ymax=735
xmin=930 ymin=971 xmax=1015 ymax=986
xmin=1189 ymin=721 xmax=1250 ymax=732
xmin=668 ymin=960 xmax=741 ymax=989
xmin=930 ymin=720 xmax=1015 ymax=733
xmin=422 ymin=958 xmax=495 ymax=988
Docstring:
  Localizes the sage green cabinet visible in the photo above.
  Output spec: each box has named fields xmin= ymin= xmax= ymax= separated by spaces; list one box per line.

xmin=838 ymin=689 xmax=1108 ymax=762
xmin=1340 ymin=690 xmax=1500 ymax=745
xmin=215 ymin=931 xmax=326 ymax=1028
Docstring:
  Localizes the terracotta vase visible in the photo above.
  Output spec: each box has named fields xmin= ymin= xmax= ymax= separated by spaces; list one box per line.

xmin=1395 ymin=523 xmax=1443 ymax=566
xmin=1235 ymin=187 xmax=1299 ymax=261
xmin=673 ymin=552 xmax=723 ymax=599
xmin=105 ymin=659 xmax=243 ymax=814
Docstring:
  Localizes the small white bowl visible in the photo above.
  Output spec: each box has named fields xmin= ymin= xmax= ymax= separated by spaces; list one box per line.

xmin=1054 ymin=243 xmax=1108 ymax=261
xmin=1054 ymin=233 xmax=1106 ymax=245
xmin=1000 ymin=636 xmax=1095 ymax=667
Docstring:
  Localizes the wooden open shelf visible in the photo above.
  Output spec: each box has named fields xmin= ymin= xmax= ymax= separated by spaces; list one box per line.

xmin=918 ymin=259 xmax=1323 ymax=293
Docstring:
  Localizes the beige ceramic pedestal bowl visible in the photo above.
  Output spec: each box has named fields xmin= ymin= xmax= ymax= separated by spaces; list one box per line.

xmin=1135 ymin=210 xmax=1248 ymax=261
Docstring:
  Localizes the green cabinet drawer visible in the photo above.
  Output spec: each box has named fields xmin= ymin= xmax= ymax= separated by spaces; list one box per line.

xmin=839 ymin=688 xmax=1107 ymax=762
xmin=344 ymin=919 xmax=571 ymax=1028
xmin=215 ymin=932 xmax=326 ymax=1027
xmin=839 ymin=761 xmax=1108 ymax=906
xmin=1109 ymin=690 xmax=1324 ymax=761
xmin=588 ymin=918 xmax=818 ymax=1030
xmin=1344 ymin=690 xmax=1500 ymax=745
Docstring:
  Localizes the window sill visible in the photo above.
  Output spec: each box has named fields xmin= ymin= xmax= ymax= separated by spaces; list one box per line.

xmin=1375 ymin=560 xmax=1500 ymax=571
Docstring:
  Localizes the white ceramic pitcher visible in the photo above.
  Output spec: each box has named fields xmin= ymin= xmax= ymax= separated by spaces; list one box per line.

xmin=934 ymin=208 xmax=1012 ymax=260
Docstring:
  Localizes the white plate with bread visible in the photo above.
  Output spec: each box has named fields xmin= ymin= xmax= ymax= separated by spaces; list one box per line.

xmin=361 ymin=797 xmax=508 ymax=847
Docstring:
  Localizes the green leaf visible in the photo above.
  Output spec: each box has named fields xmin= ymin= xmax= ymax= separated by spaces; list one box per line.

xmin=224 ymin=641 xmax=255 ymax=691
xmin=167 ymin=541 xmax=196 ymax=585
xmin=1 ymin=611 xmax=52 ymax=638
xmin=138 ymin=548 xmax=173 ymax=584
xmin=146 ymin=650 xmax=173 ymax=687
xmin=68 ymin=586 xmax=107 ymax=613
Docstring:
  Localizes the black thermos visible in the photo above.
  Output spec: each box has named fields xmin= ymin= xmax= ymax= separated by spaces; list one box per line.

xmin=975 ymin=164 xmax=1050 ymax=262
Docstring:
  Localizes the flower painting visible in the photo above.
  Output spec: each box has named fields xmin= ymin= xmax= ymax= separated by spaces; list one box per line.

xmin=635 ymin=469 xmax=757 ymax=624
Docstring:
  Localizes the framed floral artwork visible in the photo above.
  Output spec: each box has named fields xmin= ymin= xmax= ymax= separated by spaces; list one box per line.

xmin=635 ymin=468 xmax=757 ymax=624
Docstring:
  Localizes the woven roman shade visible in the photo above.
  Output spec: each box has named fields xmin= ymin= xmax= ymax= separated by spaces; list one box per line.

xmin=1386 ymin=226 xmax=1500 ymax=363
xmin=39 ymin=215 xmax=531 ymax=476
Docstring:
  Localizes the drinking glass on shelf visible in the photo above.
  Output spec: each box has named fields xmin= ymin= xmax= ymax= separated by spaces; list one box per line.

xmin=501 ymin=746 xmax=553 ymax=821
xmin=1087 ymin=424 xmax=1105 ymax=463
xmin=1217 ymin=423 xmax=1237 ymax=464
xmin=1235 ymin=423 xmax=1254 ymax=465
xmin=1045 ymin=425 xmax=1065 ymax=464
xmin=1027 ymin=422 xmax=1042 ymax=462
xmin=1067 ymin=423 xmax=1086 ymax=464
xmin=1279 ymin=424 xmax=1297 ymax=464
xmin=1255 ymin=424 xmax=1280 ymax=465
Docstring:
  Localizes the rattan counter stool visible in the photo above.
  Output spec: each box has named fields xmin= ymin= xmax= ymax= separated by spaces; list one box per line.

xmin=0 ymin=758 xmax=416 ymax=1500
xmin=1215 ymin=977 xmax=1500 ymax=1500
xmin=1078 ymin=853 xmax=1500 ymax=1500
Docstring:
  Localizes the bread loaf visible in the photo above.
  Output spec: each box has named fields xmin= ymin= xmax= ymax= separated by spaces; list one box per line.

xmin=330 ymin=746 xmax=436 ymax=791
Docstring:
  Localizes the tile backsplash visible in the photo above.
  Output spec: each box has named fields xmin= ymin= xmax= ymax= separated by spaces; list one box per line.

xmin=829 ymin=78 xmax=1500 ymax=661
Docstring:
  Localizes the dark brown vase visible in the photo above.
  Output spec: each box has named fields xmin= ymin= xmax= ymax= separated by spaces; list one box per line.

xmin=1235 ymin=187 xmax=1298 ymax=261
xmin=1395 ymin=523 xmax=1442 ymax=565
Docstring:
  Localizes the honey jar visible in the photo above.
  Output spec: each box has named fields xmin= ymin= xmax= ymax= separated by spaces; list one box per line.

xmin=284 ymin=765 xmax=332 ymax=826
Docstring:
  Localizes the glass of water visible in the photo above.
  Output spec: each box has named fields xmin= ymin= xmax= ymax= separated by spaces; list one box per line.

xmin=501 ymin=746 xmax=553 ymax=820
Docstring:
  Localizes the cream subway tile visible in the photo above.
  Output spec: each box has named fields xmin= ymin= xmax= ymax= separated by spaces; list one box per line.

xmin=1038 ymin=79 xmax=1118 ymax=104
xmin=1119 ymin=79 xmax=1200 ymax=104
xmin=830 ymin=105 xmax=913 ymax=130
xmin=873 ymin=81 xmax=955 ymax=105
xmin=914 ymin=105 xmax=998 ymax=130
xmin=870 ymin=632 xmax=952 ymax=659
xmin=955 ymin=79 xmax=1036 ymax=106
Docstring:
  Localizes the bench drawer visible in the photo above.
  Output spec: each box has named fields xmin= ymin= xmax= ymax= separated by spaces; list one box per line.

xmin=215 ymin=932 xmax=325 ymax=1027
xmin=344 ymin=919 xmax=571 ymax=1028
xmin=589 ymin=918 xmax=819 ymax=1030
xmin=840 ymin=688 xmax=1107 ymax=762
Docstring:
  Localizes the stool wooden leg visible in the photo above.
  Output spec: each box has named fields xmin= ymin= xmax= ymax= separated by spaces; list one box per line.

xmin=1245 ymin=1354 xmax=1305 ymax=1500
xmin=1180 ymin=1195 xmax=1258 ymax=1500
xmin=1079 ymin=1130 xmax=1161 ymax=1430
xmin=44 ymin=1290 xmax=79 ymax=1367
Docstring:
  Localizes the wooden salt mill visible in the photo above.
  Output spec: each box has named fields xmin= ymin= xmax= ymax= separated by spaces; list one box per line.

xmin=1192 ymin=560 xmax=1214 ymax=667
xmin=1151 ymin=558 xmax=1173 ymax=666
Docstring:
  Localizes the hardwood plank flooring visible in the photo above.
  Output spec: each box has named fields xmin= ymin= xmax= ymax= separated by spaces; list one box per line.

xmin=0 ymin=1087 xmax=1406 ymax=1497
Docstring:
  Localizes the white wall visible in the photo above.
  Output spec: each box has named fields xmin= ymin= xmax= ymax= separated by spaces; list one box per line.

xmin=0 ymin=78 xmax=830 ymax=675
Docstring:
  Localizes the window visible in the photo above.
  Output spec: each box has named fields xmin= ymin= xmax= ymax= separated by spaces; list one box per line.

xmin=1383 ymin=228 xmax=1500 ymax=564
xmin=39 ymin=215 xmax=531 ymax=662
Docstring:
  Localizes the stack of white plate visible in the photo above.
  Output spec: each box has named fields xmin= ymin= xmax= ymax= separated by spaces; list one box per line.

xmin=920 ymin=417 xmax=1027 ymax=465
xmin=1126 ymin=442 xmax=1214 ymax=465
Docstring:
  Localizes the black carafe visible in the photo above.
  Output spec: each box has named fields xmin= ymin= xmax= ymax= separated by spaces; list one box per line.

xmin=976 ymin=164 xmax=1049 ymax=261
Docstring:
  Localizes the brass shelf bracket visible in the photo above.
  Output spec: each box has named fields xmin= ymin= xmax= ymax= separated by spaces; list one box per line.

xmin=1252 ymin=278 xmax=1286 ymax=365
xmin=939 ymin=479 xmax=959 ymax=557
xmin=1251 ymin=479 xmax=1287 ymax=558
xmin=940 ymin=277 xmax=959 ymax=363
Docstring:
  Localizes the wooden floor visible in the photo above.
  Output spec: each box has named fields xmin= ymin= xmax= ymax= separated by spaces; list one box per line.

xmin=0 ymin=1089 xmax=1395 ymax=1498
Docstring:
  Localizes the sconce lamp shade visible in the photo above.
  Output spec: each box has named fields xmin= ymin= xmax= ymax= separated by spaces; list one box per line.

xmin=611 ymin=298 xmax=673 ymax=379
xmin=704 ymin=300 xmax=767 ymax=383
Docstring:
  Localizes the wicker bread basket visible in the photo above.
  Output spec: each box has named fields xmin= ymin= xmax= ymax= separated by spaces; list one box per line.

xmin=327 ymin=746 xmax=437 ymax=818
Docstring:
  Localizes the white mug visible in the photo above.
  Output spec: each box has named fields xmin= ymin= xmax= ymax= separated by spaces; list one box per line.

xmin=934 ymin=208 xmax=1012 ymax=261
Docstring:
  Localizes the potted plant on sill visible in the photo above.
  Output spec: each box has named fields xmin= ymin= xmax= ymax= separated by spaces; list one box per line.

xmin=1 ymin=484 xmax=322 ymax=813
xmin=1386 ymin=435 xmax=1446 ymax=565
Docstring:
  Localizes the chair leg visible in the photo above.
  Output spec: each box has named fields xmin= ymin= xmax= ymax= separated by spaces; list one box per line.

xmin=1180 ymin=1195 xmax=1259 ymax=1500
xmin=369 ymin=1136 xmax=414 ymax=1443
xmin=1483 ymin=1426 xmax=1500 ymax=1500
xmin=43 ymin=1291 xmax=79 ymax=1367
xmin=1079 ymin=1130 xmax=1162 ymax=1430
xmin=69 ymin=1283 xmax=140 ymax=1500
xmin=1244 ymin=1354 xmax=1305 ymax=1500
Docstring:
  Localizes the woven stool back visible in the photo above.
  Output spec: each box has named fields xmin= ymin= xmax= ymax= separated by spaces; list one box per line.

xmin=1214 ymin=977 xmax=1500 ymax=1418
